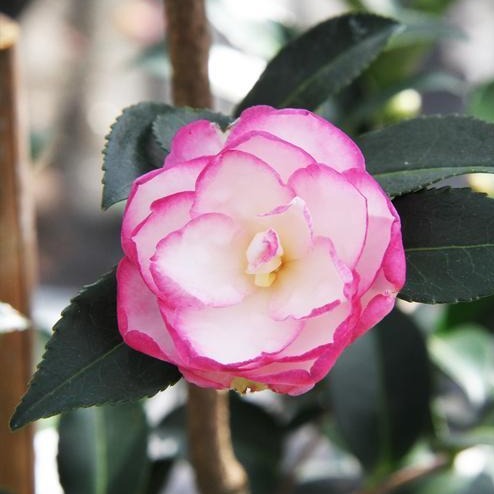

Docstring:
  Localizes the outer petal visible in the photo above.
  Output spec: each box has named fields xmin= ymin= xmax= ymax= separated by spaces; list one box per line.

xmin=289 ymin=164 xmax=367 ymax=267
xmin=353 ymin=220 xmax=406 ymax=339
xmin=151 ymin=213 xmax=252 ymax=307
xmin=116 ymin=257 xmax=179 ymax=362
xmin=192 ymin=150 xmax=294 ymax=223
xmin=122 ymin=160 xmax=208 ymax=260
xmin=164 ymin=292 xmax=302 ymax=365
xmin=227 ymin=106 xmax=365 ymax=171
xmin=276 ymin=302 xmax=353 ymax=359
xmin=226 ymin=130 xmax=316 ymax=183
xmin=164 ymin=120 xmax=225 ymax=168
xmin=132 ymin=192 xmax=194 ymax=293
xmin=269 ymin=237 xmax=354 ymax=320
xmin=344 ymin=169 xmax=398 ymax=294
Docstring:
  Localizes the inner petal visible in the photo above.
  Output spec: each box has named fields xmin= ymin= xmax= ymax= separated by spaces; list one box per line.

xmin=269 ymin=237 xmax=354 ymax=320
xmin=246 ymin=229 xmax=284 ymax=288
xmin=151 ymin=213 xmax=252 ymax=307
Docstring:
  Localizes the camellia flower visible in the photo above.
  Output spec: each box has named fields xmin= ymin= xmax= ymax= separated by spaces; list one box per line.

xmin=117 ymin=105 xmax=405 ymax=395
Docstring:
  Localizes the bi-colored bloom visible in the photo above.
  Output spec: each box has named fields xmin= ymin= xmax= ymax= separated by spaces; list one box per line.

xmin=117 ymin=105 xmax=405 ymax=395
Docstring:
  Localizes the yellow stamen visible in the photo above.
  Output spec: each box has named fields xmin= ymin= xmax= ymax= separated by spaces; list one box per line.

xmin=231 ymin=377 xmax=268 ymax=394
xmin=254 ymin=272 xmax=277 ymax=288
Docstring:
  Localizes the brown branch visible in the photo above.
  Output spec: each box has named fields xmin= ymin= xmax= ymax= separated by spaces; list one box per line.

xmin=163 ymin=1 xmax=249 ymax=493
xmin=353 ymin=455 xmax=449 ymax=494
xmin=187 ymin=388 xmax=249 ymax=494
xmin=0 ymin=14 xmax=36 ymax=494
xmin=164 ymin=0 xmax=212 ymax=108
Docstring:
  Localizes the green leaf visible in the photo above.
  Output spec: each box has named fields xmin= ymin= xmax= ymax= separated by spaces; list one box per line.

xmin=439 ymin=294 xmax=494 ymax=332
xmin=144 ymin=459 xmax=174 ymax=494
xmin=152 ymin=107 xmax=232 ymax=154
xmin=341 ymin=72 xmax=464 ymax=128
xmin=10 ymin=270 xmax=181 ymax=430
xmin=469 ymin=80 xmax=494 ymax=123
xmin=357 ymin=115 xmax=494 ymax=197
xmin=235 ymin=13 xmax=401 ymax=114
xmin=293 ymin=478 xmax=360 ymax=494
xmin=102 ymin=103 xmax=169 ymax=210
xmin=327 ymin=309 xmax=431 ymax=473
xmin=57 ymin=402 xmax=149 ymax=494
xmin=395 ymin=188 xmax=494 ymax=303
xmin=429 ymin=325 xmax=494 ymax=406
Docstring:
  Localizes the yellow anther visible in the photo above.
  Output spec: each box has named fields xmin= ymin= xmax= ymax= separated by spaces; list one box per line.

xmin=231 ymin=377 xmax=268 ymax=394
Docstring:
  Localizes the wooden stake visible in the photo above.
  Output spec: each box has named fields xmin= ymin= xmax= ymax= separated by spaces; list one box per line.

xmin=0 ymin=14 xmax=36 ymax=494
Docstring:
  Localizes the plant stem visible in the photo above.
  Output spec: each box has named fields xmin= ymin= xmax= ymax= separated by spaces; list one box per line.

xmin=164 ymin=0 xmax=212 ymax=108
xmin=353 ymin=455 xmax=449 ymax=494
xmin=163 ymin=1 xmax=249 ymax=493
xmin=187 ymin=388 xmax=249 ymax=494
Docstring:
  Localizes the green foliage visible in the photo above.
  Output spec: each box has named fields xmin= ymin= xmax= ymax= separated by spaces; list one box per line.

xmin=57 ymin=403 xmax=149 ymax=494
xmin=144 ymin=459 xmax=174 ymax=494
xmin=102 ymin=103 xmax=168 ymax=210
xmin=10 ymin=271 xmax=181 ymax=430
xmin=327 ymin=309 xmax=431 ymax=473
xmin=396 ymin=188 xmax=494 ymax=303
xmin=357 ymin=116 xmax=494 ymax=197
xmin=430 ymin=325 xmax=494 ymax=407
xmin=469 ymin=80 xmax=494 ymax=123
xmin=152 ymin=107 xmax=232 ymax=153
xmin=102 ymin=103 xmax=231 ymax=210
xmin=235 ymin=13 xmax=401 ymax=115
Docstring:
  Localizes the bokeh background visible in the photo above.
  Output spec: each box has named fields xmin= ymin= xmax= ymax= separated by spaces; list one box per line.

xmin=3 ymin=0 xmax=494 ymax=492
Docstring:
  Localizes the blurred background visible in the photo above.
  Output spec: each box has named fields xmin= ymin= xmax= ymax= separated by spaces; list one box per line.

xmin=3 ymin=0 xmax=494 ymax=492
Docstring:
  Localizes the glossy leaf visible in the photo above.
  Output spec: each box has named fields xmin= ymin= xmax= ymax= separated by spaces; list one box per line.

xmin=328 ymin=309 xmax=430 ymax=473
xmin=357 ymin=116 xmax=494 ymax=197
xmin=144 ymin=459 xmax=174 ymax=494
xmin=235 ymin=13 xmax=401 ymax=114
xmin=57 ymin=403 xmax=149 ymax=494
xmin=102 ymin=103 xmax=169 ymax=209
xmin=469 ymin=80 xmax=494 ymax=123
xmin=439 ymin=295 xmax=494 ymax=332
xmin=429 ymin=325 xmax=494 ymax=406
xmin=10 ymin=270 xmax=181 ymax=430
xmin=152 ymin=107 xmax=232 ymax=153
xmin=293 ymin=478 xmax=361 ymax=494
xmin=396 ymin=188 xmax=494 ymax=303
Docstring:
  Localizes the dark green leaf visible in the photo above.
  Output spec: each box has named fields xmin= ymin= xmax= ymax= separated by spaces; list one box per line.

xmin=293 ymin=478 xmax=361 ymax=494
xmin=152 ymin=108 xmax=232 ymax=154
xmin=429 ymin=325 xmax=494 ymax=406
xmin=10 ymin=270 xmax=181 ymax=429
xmin=396 ymin=188 xmax=494 ymax=303
xmin=357 ymin=116 xmax=494 ymax=197
xmin=439 ymin=295 xmax=494 ymax=332
xmin=342 ymin=72 xmax=464 ymax=128
xmin=328 ymin=309 xmax=430 ymax=473
xmin=58 ymin=403 xmax=149 ymax=494
xmin=145 ymin=459 xmax=174 ymax=494
xmin=102 ymin=103 xmax=169 ymax=209
xmin=235 ymin=13 xmax=401 ymax=114
xmin=469 ymin=80 xmax=494 ymax=123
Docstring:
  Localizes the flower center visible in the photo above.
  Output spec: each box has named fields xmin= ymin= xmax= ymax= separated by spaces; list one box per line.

xmin=245 ymin=228 xmax=283 ymax=288
xmin=231 ymin=377 xmax=268 ymax=394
